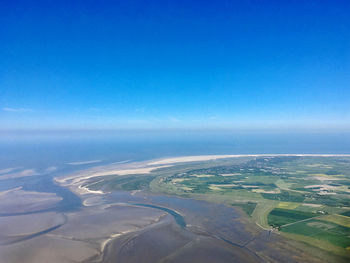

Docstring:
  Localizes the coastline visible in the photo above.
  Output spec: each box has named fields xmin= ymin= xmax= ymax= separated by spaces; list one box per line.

xmin=54 ymin=154 xmax=350 ymax=200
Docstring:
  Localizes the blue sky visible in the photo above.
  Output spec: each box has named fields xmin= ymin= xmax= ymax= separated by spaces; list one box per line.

xmin=1 ymin=0 xmax=349 ymax=130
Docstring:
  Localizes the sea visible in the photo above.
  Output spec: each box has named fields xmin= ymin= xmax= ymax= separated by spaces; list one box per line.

xmin=1 ymin=130 xmax=350 ymax=168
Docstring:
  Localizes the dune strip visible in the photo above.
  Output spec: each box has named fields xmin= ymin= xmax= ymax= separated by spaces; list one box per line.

xmin=147 ymin=154 xmax=350 ymax=165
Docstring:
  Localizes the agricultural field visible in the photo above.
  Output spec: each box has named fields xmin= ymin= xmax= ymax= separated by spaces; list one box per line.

xmin=149 ymin=156 xmax=350 ymax=258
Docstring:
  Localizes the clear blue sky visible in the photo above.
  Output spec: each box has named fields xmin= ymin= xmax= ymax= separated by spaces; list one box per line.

xmin=1 ymin=0 xmax=349 ymax=130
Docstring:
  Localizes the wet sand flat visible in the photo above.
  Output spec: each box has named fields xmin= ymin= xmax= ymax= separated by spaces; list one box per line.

xmin=0 ymin=203 xmax=167 ymax=263
xmin=106 ymin=217 xmax=259 ymax=263
xmin=0 ymin=234 xmax=99 ymax=263
xmin=0 ymin=188 xmax=62 ymax=215
xmin=0 ymin=212 xmax=65 ymax=237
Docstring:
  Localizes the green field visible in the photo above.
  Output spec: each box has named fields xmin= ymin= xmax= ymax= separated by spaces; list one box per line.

xmin=342 ymin=210 xmax=350 ymax=217
xmin=281 ymin=219 xmax=350 ymax=248
xmin=268 ymin=208 xmax=317 ymax=227
xmin=152 ymin=156 xmax=350 ymax=257
xmin=231 ymin=202 xmax=257 ymax=216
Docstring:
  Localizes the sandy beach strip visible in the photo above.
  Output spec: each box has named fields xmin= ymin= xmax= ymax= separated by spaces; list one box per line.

xmin=56 ymin=165 xmax=172 ymax=186
xmin=147 ymin=155 xmax=245 ymax=165
xmin=147 ymin=154 xmax=350 ymax=165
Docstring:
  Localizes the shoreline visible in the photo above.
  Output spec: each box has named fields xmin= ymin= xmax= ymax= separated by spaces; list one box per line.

xmin=54 ymin=154 xmax=350 ymax=199
xmin=147 ymin=153 xmax=350 ymax=165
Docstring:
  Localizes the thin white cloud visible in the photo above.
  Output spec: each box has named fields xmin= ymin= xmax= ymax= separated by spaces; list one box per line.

xmin=2 ymin=107 xmax=31 ymax=112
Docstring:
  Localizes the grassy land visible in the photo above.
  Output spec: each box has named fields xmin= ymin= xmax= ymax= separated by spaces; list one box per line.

xmin=267 ymin=208 xmax=317 ymax=227
xmin=251 ymin=200 xmax=277 ymax=228
xmin=341 ymin=210 xmax=350 ymax=217
xmin=320 ymin=214 xmax=350 ymax=228
xmin=231 ymin=202 xmax=257 ymax=217
xmin=281 ymin=219 xmax=350 ymax=248
xmin=150 ymin=156 xmax=350 ymax=258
